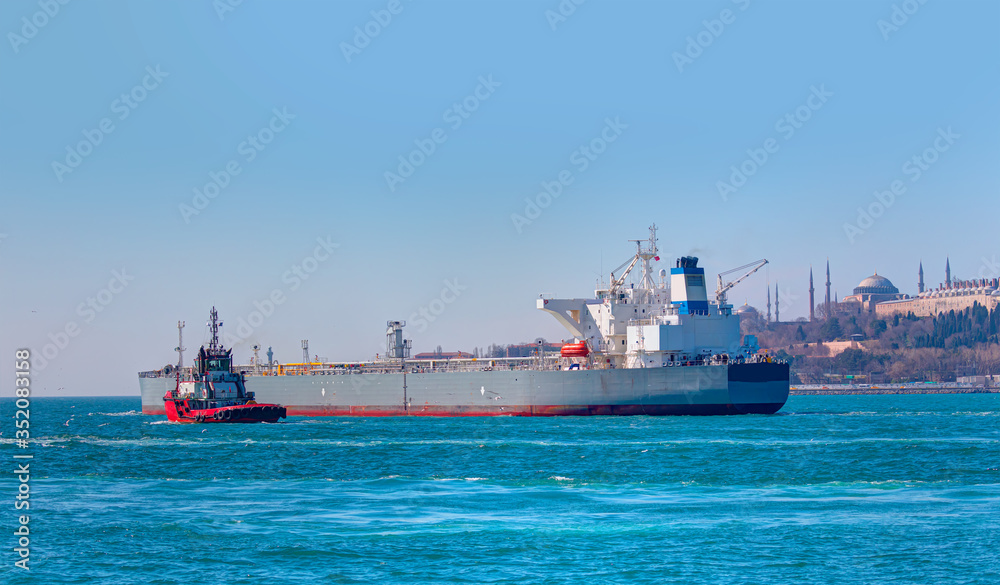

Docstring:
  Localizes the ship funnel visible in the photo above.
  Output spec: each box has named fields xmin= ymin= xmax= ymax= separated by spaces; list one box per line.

xmin=671 ymin=257 xmax=708 ymax=315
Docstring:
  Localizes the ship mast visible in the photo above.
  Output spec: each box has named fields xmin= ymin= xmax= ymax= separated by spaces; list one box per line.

xmin=609 ymin=224 xmax=659 ymax=303
xmin=175 ymin=320 xmax=186 ymax=369
xmin=386 ymin=321 xmax=412 ymax=412
xmin=208 ymin=306 xmax=222 ymax=350
xmin=637 ymin=224 xmax=659 ymax=300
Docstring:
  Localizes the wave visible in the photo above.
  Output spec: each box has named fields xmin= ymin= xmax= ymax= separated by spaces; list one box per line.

xmin=2 ymin=435 xmax=995 ymax=450
xmin=90 ymin=410 xmax=142 ymax=417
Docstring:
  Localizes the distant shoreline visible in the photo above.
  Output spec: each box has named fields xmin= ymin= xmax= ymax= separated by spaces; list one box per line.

xmin=791 ymin=385 xmax=999 ymax=395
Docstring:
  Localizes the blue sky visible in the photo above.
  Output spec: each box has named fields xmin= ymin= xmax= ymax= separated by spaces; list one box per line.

xmin=1 ymin=0 xmax=998 ymax=395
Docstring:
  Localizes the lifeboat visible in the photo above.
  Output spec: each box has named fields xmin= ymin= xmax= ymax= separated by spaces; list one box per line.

xmin=561 ymin=341 xmax=589 ymax=358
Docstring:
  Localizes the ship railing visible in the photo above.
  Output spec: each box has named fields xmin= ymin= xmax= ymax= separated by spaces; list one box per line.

xmin=235 ymin=357 xmax=567 ymax=376
xmin=231 ymin=354 xmax=787 ymax=375
xmin=140 ymin=367 xmax=198 ymax=380
xmin=627 ymin=313 xmax=678 ymax=328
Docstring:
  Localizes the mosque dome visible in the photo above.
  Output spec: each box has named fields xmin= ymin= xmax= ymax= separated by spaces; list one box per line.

xmin=735 ymin=303 xmax=759 ymax=315
xmin=853 ymin=272 xmax=899 ymax=296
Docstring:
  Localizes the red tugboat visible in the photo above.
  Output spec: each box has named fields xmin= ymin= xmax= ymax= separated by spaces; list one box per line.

xmin=163 ymin=307 xmax=286 ymax=424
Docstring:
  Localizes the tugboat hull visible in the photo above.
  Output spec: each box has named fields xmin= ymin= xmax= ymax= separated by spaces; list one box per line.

xmin=164 ymin=399 xmax=286 ymax=423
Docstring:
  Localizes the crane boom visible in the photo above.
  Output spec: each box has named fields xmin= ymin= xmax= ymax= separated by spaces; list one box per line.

xmin=716 ymin=259 xmax=768 ymax=306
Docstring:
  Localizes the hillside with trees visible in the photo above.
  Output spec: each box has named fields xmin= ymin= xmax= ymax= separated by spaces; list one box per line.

xmin=747 ymin=304 xmax=1000 ymax=384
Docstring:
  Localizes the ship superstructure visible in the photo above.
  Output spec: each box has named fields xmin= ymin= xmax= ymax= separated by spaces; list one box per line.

xmin=539 ymin=226 xmax=765 ymax=370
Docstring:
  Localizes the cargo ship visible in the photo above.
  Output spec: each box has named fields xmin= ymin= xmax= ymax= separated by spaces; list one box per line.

xmin=139 ymin=226 xmax=789 ymax=416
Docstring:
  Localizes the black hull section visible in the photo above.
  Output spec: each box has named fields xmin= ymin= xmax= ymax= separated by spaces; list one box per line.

xmin=728 ymin=362 xmax=790 ymax=414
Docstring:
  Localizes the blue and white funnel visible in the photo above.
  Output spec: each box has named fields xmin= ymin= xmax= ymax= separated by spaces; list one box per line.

xmin=671 ymin=256 xmax=709 ymax=315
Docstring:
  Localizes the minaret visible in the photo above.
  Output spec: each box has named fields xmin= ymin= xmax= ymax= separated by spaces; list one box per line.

xmin=825 ymin=259 xmax=831 ymax=317
xmin=809 ymin=267 xmax=815 ymax=321
xmin=766 ymin=285 xmax=772 ymax=323
xmin=918 ymin=261 xmax=925 ymax=294
xmin=775 ymin=284 xmax=780 ymax=323
xmin=945 ymin=257 xmax=951 ymax=287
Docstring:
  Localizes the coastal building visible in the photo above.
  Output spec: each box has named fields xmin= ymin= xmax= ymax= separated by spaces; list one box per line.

xmin=806 ymin=259 xmax=998 ymax=319
xmin=876 ymin=277 xmax=1000 ymax=317
xmin=841 ymin=272 xmax=907 ymax=311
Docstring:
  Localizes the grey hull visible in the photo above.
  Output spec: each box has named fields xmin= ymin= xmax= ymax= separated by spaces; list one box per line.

xmin=140 ymin=362 xmax=789 ymax=416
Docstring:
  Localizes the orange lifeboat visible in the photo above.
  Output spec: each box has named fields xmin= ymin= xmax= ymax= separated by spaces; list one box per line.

xmin=560 ymin=341 xmax=589 ymax=358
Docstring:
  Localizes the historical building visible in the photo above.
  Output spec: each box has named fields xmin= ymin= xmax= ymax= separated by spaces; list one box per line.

xmin=842 ymin=272 xmax=907 ymax=311
xmin=876 ymin=277 xmax=1000 ymax=317
xmin=809 ymin=266 xmax=815 ymax=321
xmin=806 ymin=258 xmax=998 ymax=320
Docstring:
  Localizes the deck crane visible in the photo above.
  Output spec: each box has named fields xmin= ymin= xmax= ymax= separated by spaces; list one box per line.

xmin=716 ymin=259 xmax=768 ymax=309
xmin=607 ymin=253 xmax=640 ymax=296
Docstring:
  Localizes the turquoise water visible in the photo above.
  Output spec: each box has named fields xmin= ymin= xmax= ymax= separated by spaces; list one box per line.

xmin=1 ymin=394 xmax=997 ymax=584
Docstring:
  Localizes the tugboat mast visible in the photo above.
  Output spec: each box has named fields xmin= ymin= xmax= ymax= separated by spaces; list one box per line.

xmin=208 ymin=306 xmax=223 ymax=350
xmin=175 ymin=320 xmax=186 ymax=369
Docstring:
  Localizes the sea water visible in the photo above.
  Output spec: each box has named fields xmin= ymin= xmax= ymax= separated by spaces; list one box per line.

xmin=1 ymin=394 xmax=997 ymax=584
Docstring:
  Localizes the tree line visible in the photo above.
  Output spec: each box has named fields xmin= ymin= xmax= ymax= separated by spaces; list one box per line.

xmin=748 ymin=303 xmax=1000 ymax=383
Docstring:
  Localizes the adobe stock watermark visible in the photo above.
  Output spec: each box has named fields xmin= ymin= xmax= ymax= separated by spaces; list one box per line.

xmin=977 ymin=255 xmax=999 ymax=279
xmin=773 ymin=285 xmax=801 ymax=316
xmin=51 ymin=65 xmax=169 ymax=182
xmin=179 ymin=107 xmax=295 ymax=223
xmin=878 ymin=0 xmax=930 ymax=41
xmin=843 ymin=126 xmax=958 ymax=244
xmin=717 ymin=84 xmax=832 ymax=201
xmin=340 ymin=0 xmax=412 ymax=63
xmin=214 ymin=0 xmax=245 ymax=21
xmin=384 ymin=75 xmax=501 ymax=192
xmin=7 ymin=0 xmax=72 ymax=54
xmin=407 ymin=278 xmax=468 ymax=333
xmin=672 ymin=0 xmax=750 ymax=73
xmin=34 ymin=268 xmax=134 ymax=371
xmin=545 ymin=0 xmax=586 ymax=31
xmin=220 ymin=236 xmax=339 ymax=347
xmin=511 ymin=116 xmax=627 ymax=234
